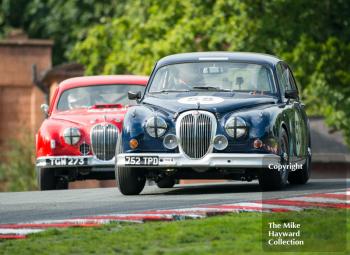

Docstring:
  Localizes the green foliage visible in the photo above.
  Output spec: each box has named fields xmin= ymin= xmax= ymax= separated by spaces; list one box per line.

xmin=0 ymin=0 xmax=127 ymax=64
xmin=0 ymin=0 xmax=31 ymax=30
xmin=23 ymin=0 xmax=128 ymax=64
xmin=0 ymin=0 xmax=349 ymax=144
xmin=70 ymin=0 xmax=254 ymax=75
xmin=71 ymin=0 xmax=350 ymax=146
xmin=0 ymin=134 xmax=37 ymax=192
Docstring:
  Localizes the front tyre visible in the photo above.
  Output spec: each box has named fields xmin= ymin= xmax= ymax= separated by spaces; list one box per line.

xmin=38 ymin=168 xmax=68 ymax=190
xmin=259 ymin=128 xmax=289 ymax=191
xmin=117 ymin=166 xmax=146 ymax=195
xmin=288 ymin=147 xmax=311 ymax=184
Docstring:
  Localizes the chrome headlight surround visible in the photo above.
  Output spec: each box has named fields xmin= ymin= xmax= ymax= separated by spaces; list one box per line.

xmin=63 ymin=127 xmax=81 ymax=145
xmin=145 ymin=116 xmax=167 ymax=138
xmin=225 ymin=116 xmax=247 ymax=139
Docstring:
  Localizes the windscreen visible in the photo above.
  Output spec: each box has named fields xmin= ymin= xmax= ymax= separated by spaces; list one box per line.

xmin=149 ymin=62 xmax=276 ymax=94
xmin=57 ymin=84 xmax=145 ymax=111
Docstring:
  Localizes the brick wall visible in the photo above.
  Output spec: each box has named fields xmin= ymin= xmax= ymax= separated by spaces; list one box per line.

xmin=0 ymin=39 xmax=52 ymax=146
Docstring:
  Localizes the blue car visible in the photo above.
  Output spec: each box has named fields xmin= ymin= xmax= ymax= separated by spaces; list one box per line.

xmin=115 ymin=52 xmax=311 ymax=195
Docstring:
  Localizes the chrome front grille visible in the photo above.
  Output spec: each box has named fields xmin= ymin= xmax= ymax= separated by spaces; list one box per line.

xmin=91 ymin=124 xmax=118 ymax=160
xmin=177 ymin=111 xmax=217 ymax=159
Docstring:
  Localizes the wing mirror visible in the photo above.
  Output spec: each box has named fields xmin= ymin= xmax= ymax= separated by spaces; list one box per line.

xmin=285 ymin=90 xmax=298 ymax=100
xmin=128 ymin=91 xmax=142 ymax=100
xmin=40 ymin=104 xmax=49 ymax=118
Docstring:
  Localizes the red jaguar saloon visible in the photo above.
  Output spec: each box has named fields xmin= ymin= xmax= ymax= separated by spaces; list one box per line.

xmin=36 ymin=75 xmax=148 ymax=190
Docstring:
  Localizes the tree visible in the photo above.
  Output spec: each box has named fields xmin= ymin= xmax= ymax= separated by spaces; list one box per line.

xmin=70 ymin=0 xmax=253 ymax=74
xmin=0 ymin=0 xmax=31 ymax=36
xmin=1 ymin=0 xmax=349 ymax=145
xmin=0 ymin=0 xmax=127 ymax=64
xmin=71 ymin=0 xmax=350 ymax=145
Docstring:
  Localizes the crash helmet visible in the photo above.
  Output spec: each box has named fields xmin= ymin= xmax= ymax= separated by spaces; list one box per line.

xmin=67 ymin=89 xmax=90 ymax=109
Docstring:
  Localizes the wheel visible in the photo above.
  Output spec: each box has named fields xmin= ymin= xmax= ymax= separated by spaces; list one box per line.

xmin=38 ymin=168 xmax=55 ymax=190
xmin=117 ymin=166 xmax=146 ymax=195
xmin=288 ymin=147 xmax=311 ymax=184
xmin=38 ymin=168 xmax=69 ymax=190
xmin=157 ymin=177 xmax=175 ymax=188
xmin=259 ymin=128 xmax=289 ymax=191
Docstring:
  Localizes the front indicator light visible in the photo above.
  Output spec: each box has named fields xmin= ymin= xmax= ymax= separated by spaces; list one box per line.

xmin=213 ymin=135 xmax=228 ymax=151
xmin=129 ymin=139 xmax=139 ymax=150
xmin=163 ymin=134 xmax=178 ymax=150
xmin=50 ymin=139 xmax=56 ymax=149
xmin=253 ymin=139 xmax=263 ymax=149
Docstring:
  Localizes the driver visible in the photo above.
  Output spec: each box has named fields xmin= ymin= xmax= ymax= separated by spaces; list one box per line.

xmin=67 ymin=89 xmax=90 ymax=109
xmin=175 ymin=64 xmax=202 ymax=89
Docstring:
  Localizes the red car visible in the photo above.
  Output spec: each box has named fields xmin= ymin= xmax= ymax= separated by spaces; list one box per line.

xmin=36 ymin=75 xmax=148 ymax=190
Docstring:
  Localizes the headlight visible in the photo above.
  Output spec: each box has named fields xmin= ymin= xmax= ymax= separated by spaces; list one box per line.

xmin=145 ymin=116 xmax=167 ymax=138
xmin=225 ymin=116 xmax=247 ymax=138
xmin=63 ymin=127 xmax=81 ymax=145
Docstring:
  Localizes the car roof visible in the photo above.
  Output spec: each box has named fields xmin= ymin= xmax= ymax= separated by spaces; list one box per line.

xmin=156 ymin=52 xmax=281 ymax=68
xmin=59 ymin=75 xmax=148 ymax=90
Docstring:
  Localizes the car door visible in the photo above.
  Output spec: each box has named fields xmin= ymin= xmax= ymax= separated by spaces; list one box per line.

xmin=276 ymin=62 xmax=306 ymax=162
xmin=279 ymin=62 xmax=307 ymax=161
xmin=283 ymin=63 xmax=308 ymax=160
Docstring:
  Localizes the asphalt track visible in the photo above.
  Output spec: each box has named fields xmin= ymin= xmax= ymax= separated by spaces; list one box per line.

xmin=0 ymin=179 xmax=348 ymax=224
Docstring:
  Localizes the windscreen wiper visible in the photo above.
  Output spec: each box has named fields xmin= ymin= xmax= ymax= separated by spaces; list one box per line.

xmin=89 ymin=103 xmax=123 ymax=109
xmin=192 ymin=86 xmax=232 ymax=92
xmin=150 ymin=89 xmax=190 ymax=93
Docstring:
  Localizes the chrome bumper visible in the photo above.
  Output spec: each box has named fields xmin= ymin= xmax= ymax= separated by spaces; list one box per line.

xmin=116 ymin=153 xmax=281 ymax=168
xmin=36 ymin=156 xmax=115 ymax=172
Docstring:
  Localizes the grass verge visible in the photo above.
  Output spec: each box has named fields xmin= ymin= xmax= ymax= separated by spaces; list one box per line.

xmin=0 ymin=209 xmax=348 ymax=255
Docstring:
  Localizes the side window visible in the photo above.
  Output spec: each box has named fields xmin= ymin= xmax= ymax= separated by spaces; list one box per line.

xmin=276 ymin=63 xmax=293 ymax=97
xmin=286 ymin=67 xmax=298 ymax=92
xmin=149 ymin=68 xmax=168 ymax=92
xmin=276 ymin=63 xmax=287 ymax=96
xmin=282 ymin=67 xmax=293 ymax=91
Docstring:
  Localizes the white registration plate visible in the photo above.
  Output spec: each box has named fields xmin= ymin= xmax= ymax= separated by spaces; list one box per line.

xmin=46 ymin=157 xmax=87 ymax=166
xmin=125 ymin=156 xmax=159 ymax=166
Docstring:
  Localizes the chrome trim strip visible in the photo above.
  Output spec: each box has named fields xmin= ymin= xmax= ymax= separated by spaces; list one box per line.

xmin=116 ymin=153 xmax=281 ymax=168
xmin=198 ymin=57 xmax=229 ymax=61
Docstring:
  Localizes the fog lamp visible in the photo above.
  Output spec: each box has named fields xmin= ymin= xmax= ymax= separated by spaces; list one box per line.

xmin=163 ymin=134 xmax=178 ymax=150
xmin=213 ymin=135 xmax=228 ymax=150
xmin=129 ymin=139 xmax=139 ymax=149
